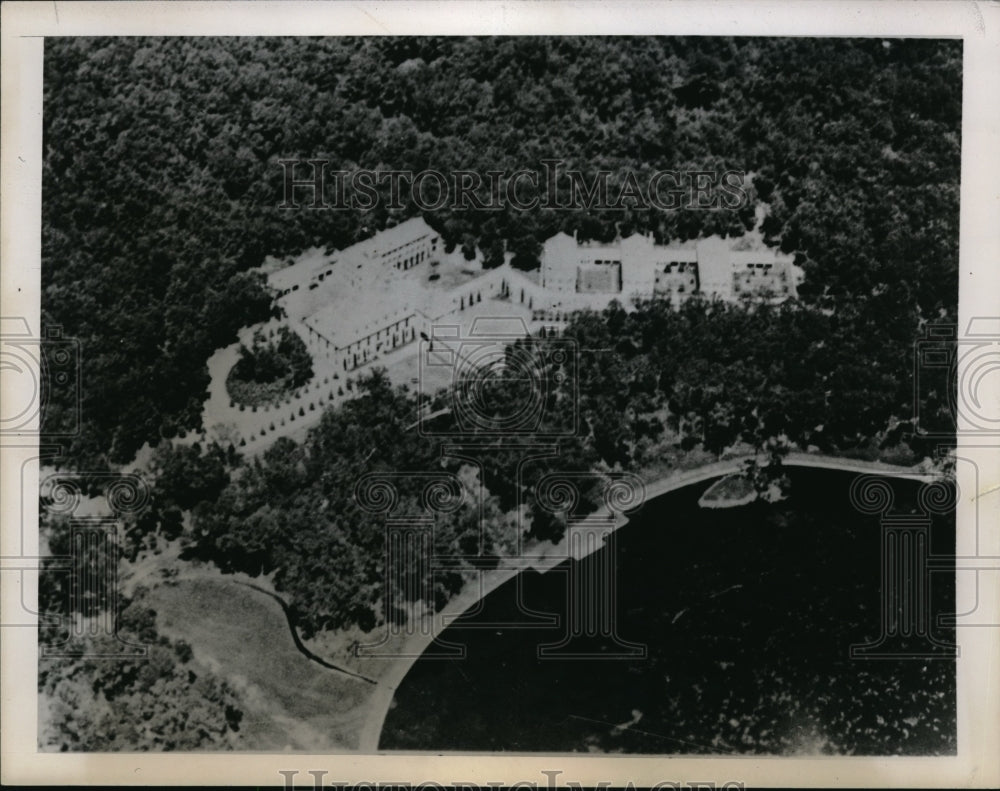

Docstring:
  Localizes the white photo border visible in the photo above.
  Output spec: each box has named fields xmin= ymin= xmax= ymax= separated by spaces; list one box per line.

xmin=2 ymin=1 xmax=998 ymax=787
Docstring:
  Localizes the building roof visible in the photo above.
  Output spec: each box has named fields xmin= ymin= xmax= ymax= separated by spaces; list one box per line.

xmin=305 ymin=290 xmax=418 ymax=349
xmin=546 ymin=231 xmax=793 ymax=262
xmin=268 ymin=255 xmax=327 ymax=292
xmin=266 ymin=217 xmax=436 ymax=292
xmin=729 ymin=247 xmax=794 ymax=265
xmin=349 ymin=216 xmax=436 ymax=261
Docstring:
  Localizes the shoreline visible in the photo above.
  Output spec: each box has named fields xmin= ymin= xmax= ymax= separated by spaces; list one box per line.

xmin=355 ymin=452 xmax=940 ymax=751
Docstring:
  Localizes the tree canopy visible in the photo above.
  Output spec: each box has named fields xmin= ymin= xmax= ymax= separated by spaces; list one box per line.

xmin=42 ymin=37 xmax=960 ymax=467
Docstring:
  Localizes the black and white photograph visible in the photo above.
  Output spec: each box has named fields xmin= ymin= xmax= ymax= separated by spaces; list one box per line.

xmin=1 ymin=1 xmax=998 ymax=787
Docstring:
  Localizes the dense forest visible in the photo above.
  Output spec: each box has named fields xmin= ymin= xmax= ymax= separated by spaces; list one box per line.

xmin=188 ymin=290 xmax=944 ymax=637
xmin=42 ymin=36 xmax=960 ymax=467
xmin=38 ymin=595 xmax=244 ymax=751
xmin=39 ymin=36 xmax=961 ymax=751
xmin=38 ymin=513 xmax=244 ymax=750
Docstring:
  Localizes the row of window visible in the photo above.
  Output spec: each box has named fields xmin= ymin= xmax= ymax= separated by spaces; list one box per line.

xmin=342 ymin=315 xmax=415 ymax=351
xmin=395 ymin=249 xmax=429 ymax=270
xmin=341 ymin=327 xmax=420 ymax=371
xmin=659 ymin=261 xmax=695 ymax=273
xmin=378 ymin=233 xmax=434 ymax=260
xmin=737 ymin=269 xmax=787 ymax=280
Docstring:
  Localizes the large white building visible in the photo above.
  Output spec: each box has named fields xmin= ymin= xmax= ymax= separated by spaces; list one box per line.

xmin=267 ymin=217 xmax=542 ymax=373
xmin=265 ymin=219 xmax=804 ymax=374
xmin=269 ymin=216 xmax=441 ymax=298
xmin=540 ymin=231 xmax=802 ymax=309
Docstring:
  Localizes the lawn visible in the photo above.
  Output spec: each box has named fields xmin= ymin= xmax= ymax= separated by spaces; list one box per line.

xmin=144 ymin=576 xmax=376 ymax=751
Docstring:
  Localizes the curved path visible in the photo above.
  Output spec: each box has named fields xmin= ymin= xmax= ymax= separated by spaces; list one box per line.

xmin=354 ymin=452 xmax=940 ymax=751
xmin=235 ymin=582 xmax=378 ymax=685
xmin=142 ymin=454 xmax=937 ymax=752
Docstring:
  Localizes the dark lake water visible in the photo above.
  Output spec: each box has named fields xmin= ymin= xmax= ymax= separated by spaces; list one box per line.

xmin=380 ymin=468 xmax=956 ymax=755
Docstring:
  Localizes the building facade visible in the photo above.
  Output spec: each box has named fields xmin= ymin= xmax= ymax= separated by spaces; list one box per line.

xmin=541 ymin=231 xmax=801 ymax=308
xmin=267 ymin=216 xmax=441 ymax=298
xmin=264 ymin=219 xmax=804 ymax=377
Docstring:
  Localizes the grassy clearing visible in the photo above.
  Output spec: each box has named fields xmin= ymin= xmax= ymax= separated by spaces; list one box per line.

xmin=145 ymin=576 xmax=376 ymax=751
